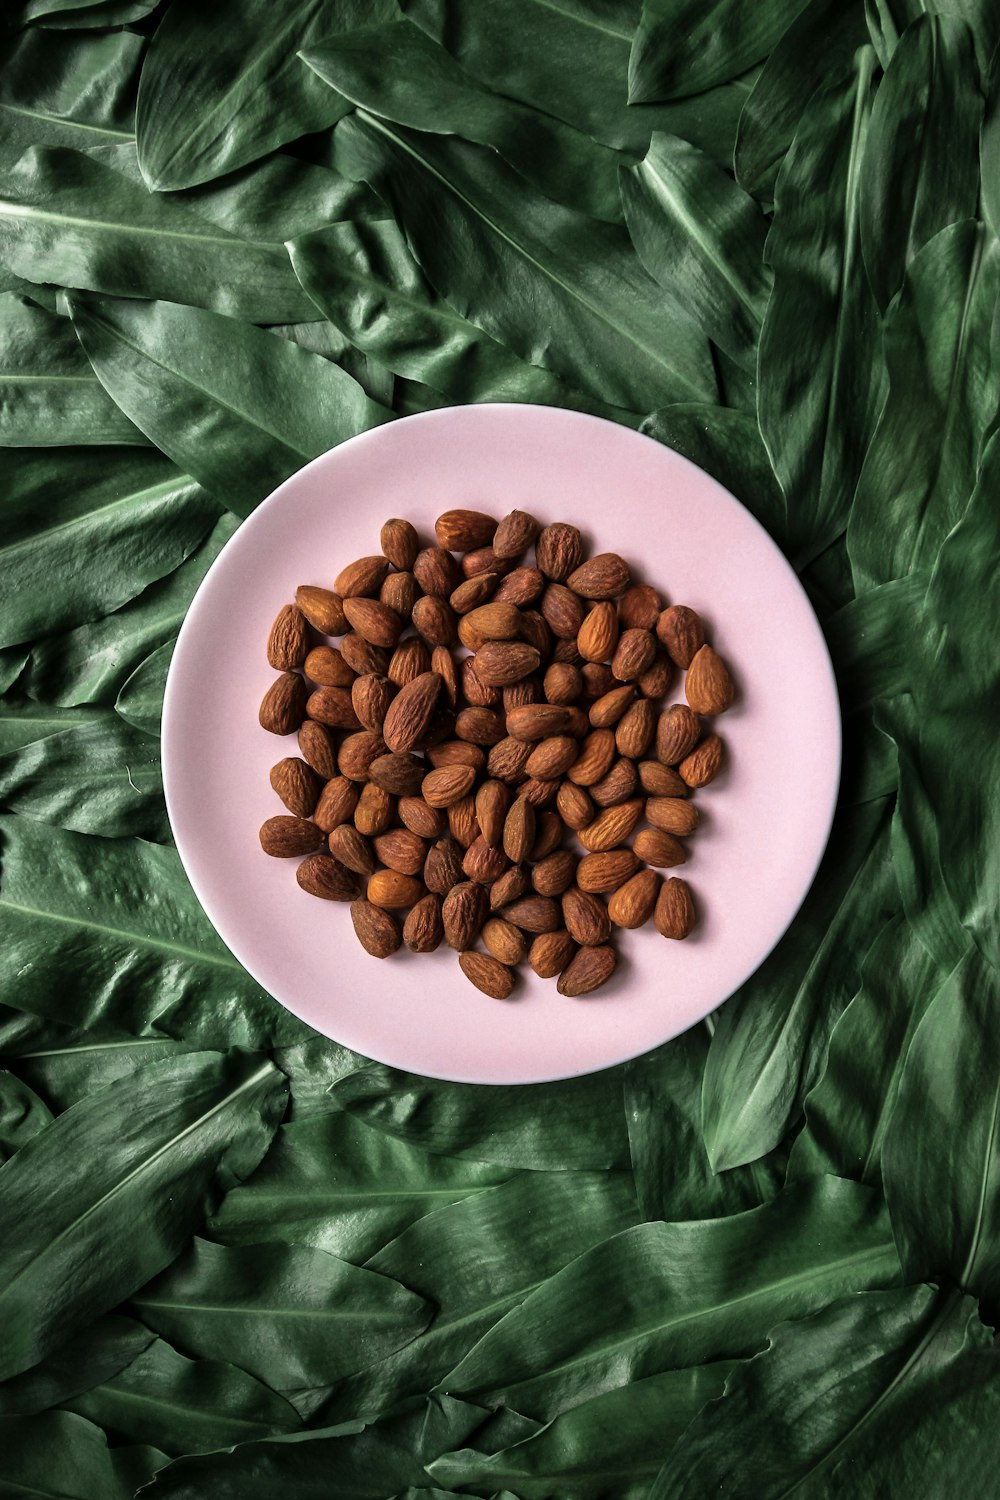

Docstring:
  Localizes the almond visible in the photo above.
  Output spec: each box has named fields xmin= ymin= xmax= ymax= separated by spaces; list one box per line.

xmin=422 ymin=764 xmax=476 ymax=808
xmin=342 ymin=596 xmax=404 ymax=649
xmin=502 ymin=894 xmax=561 ymax=933
xmin=415 ymin=546 xmax=462 ymax=597
xmin=351 ymin=898 xmax=400 ymax=958
xmin=589 ymin=758 xmax=638 ymax=808
xmin=340 ymin=633 xmax=390 ymax=677
xmin=541 ymin=582 xmax=585 ymax=639
xmin=259 ymin=672 xmax=307 ymax=735
xmin=679 ymin=734 xmax=723 ymax=788
xmin=493 ymin=508 xmax=540 ymax=559
xmin=638 ymin=760 xmax=689 ymax=797
xmin=566 ymin=728 xmax=616 ymax=786
xmin=458 ymin=601 xmax=523 ymax=651
xmin=382 ymin=671 xmax=443 ymax=753
xmin=615 ymin=698 xmax=655 ymax=758
xmin=567 ymin=553 xmax=630 ymax=600
xmin=633 ymin=828 xmax=687 ymax=868
xmin=297 ymin=720 xmax=338 ymax=780
xmin=520 ymin=610 xmax=554 ymax=659
xmin=656 ymin=704 xmax=701 ymax=765
xmin=534 ymin=813 xmax=564 ymax=863
xmin=459 ymin=950 xmax=515 ymax=999
xmin=544 ymin=662 xmax=583 ymax=705
xmin=535 ymin=522 xmax=583 ymax=581
xmin=442 ymin=880 xmax=489 ymax=950
xmin=354 ymin=782 xmax=394 ymax=836
xmin=462 ymin=656 xmax=501 ymax=707
xmin=503 ymin=677 xmax=543 ymax=711
xmin=577 ymin=849 xmax=640 ymax=894
xmin=312 ymin=776 xmax=359 ymax=833
xmin=431 ymin=646 xmax=458 ymax=706
xmin=523 ymin=781 xmax=559 ymax=815
xmin=327 ymin=824 xmax=376 ymax=876
xmin=411 ymin=595 xmax=457 ymax=647
xmin=646 ymin=798 xmax=699 ymax=836
xmin=450 ymin=572 xmax=499 ymax=614
xmin=525 ymin=735 xmax=578 ymax=779
xmin=612 ymin=628 xmax=656 ymax=682
xmin=399 ymin=797 xmax=447 ymax=839
xmin=462 ymin=544 xmax=513 ymax=579
xmin=530 ymin=929 xmax=576 ymax=978
xmin=369 ymin=752 xmax=425 ymax=796
xmin=588 ymin=685 xmax=634 ymax=728
xmin=654 ymin=877 xmax=696 ymax=939
xmin=462 ymin=834 xmax=510 ymax=884
xmin=305 ymin=646 xmax=355 ymax=688
xmin=474 ymin=641 xmax=541 ymax=686
xmin=337 ymin=731 xmax=387 ymax=781
xmin=306 ymin=685 xmax=361 ymax=730
xmin=380 ymin=569 xmax=419 ymax=621
xmin=505 ymin=703 xmax=573 ymax=742
xmin=562 ymin=886 xmax=612 ymax=945
xmin=490 ymin=864 xmax=531 ymax=911
xmin=335 ymin=555 xmax=390 ymax=599
xmin=352 ymin=674 xmax=395 ymax=732
xmin=685 ymin=645 xmax=735 ymax=715
xmin=373 ymin=828 xmax=427 ymax=876
xmin=556 ymin=781 xmax=594 ymax=830
xmin=619 ymin=584 xmax=661 ymax=632
xmin=483 ymin=917 xmax=528 ymax=965
xmin=380 ymin=517 xmax=419 ymax=571
xmin=427 ymin=740 xmax=484 ymax=770
xmin=267 ymin=604 xmax=309 ymax=670
xmin=367 ymin=869 xmax=423 ymax=909
xmin=552 ymin=637 xmax=584 ymax=665
xmin=258 ymin=815 xmax=324 ymax=857
xmin=637 ymin=653 xmax=674 ymax=699
xmin=296 ymin=852 xmax=360 ymax=901
xmin=577 ymin=601 xmax=619 ymax=663
xmin=503 ymin=797 xmax=536 ymax=863
xmin=269 ymin=757 xmax=321 ymax=818
xmin=608 ymin=869 xmax=660 ymax=928
xmin=296 ymin=585 xmax=347 ymax=635
xmin=577 ymin=799 xmax=643 ymax=852
xmin=656 ymin=605 xmax=705 ymax=669
xmin=455 ymin=706 xmax=505 ymax=746
xmin=403 ymin=893 xmax=444 ymax=952
xmin=448 ymin=794 xmax=480 ymax=847
xmin=476 ymin=779 xmax=510 ymax=847
xmin=424 ymin=836 xmax=466 ymax=894
xmin=581 ymin=662 xmax=616 ymax=699
xmin=435 ymin=508 xmax=497 ymax=550
xmin=532 ymin=849 xmax=578 ymax=897
xmin=494 ymin=566 xmax=545 ymax=606
xmin=388 ymin=636 xmax=431 ymax=687
xmin=557 ymin=945 xmax=616 ymax=996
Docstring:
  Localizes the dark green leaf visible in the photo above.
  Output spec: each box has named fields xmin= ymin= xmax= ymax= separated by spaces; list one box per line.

xmin=135 ymin=0 xmax=397 ymax=191
xmin=823 ymin=570 xmax=932 ymax=712
xmin=628 ymin=0 xmax=809 ymax=103
xmin=0 ymin=1049 xmax=286 ymax=1379
xmin=639 ymin=405 xmax=787 ymax=543
xmin=982 ymin=44 xmax=1000 ymax=242
xmin=69 ymin=295 xmax=389 ymax=515
xmin=757 ymin=49 xmax=883 ymax=563
xmin=0 ymin=445 xmax=219 ymax=647
xmin=20 ymin=0 xmax=157 ymax=26
xmin=0 ymin=815 xmax=307 ymax=1048
xmin=0 ymin=27 xmax=142 ymax=170
xmin=272 ymin=1035 xmax=371 ymax=1121
xmin=859 ymin=16 xmax=983 ymax=312
xmin=115 ymin=639 xmax=172 ymax=736
xmin=865 ymin=0 xmax=1000 ymax=78
xmin=0 ymin=1068 xmax=52 ymax=1160
xmin=0 ymin=1315 xmax=154 ymax=1416
xmin=620 ymin=132 xmax=771 ymax=368
xmin=0 ymin=1410 xmax=164 ymax=1500
xmin=10 ymin=1029 xmax=210 ymax=1115
xmin=439 ymin=1177 xmax=900 ymax=1420
xmin=333 ymin=112 xmax=717 ymax=411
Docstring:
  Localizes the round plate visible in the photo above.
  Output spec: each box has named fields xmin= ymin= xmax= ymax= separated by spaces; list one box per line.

xmin=163 ymin=404 xmax=840 ymax=1085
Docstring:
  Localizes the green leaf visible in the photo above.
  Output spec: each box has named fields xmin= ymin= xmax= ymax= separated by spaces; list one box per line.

xmin=0 ymin=1068 xmax=52 ymax=1161
xmin=847 ymin=221 xmax=1000 ymax=591
xmin=0 ymin=1315 xmax=154 ymax=1416
xmin=982 ymin=45 xmax=1000 ymax=243
xmin=734 ymin=0 xmax=869 ymax=199
xmin=115 ymin=639 xmax=172 ymax=736
xmin=8 ymin=1028 xmax=210 ymax=1115
xmin=639 ymin=405 xmax=787 ymax=544
xmin=620 ymin=132 xmax=771 ymax=368
xmin=302 ymin=20 xmax=624 ymax=223
xmin=859 ymin=16 xmax=983 ymax=313
xmin=208 ymin=1113 xmax=511 ymax=1265
xmin=0 ymin=445 xmax=219 ymax=647
xmin=19 ymin=0 xmax=157 ymax=26
xmin=22 ymin=513 xmax=237 ymax=708
xmin=331 ymin=1062 xmax=630 ymax=1171
xmin=865 ymin=0 xmax=1000 ymax=78
xmin=429 ymin=1363 xmax=735 ymax=1498
xmin=0 ymin=146 xmax=317 ymax=323
xmin=0 ymin=815 xmax=307 ymax=1049
xmin=0 ymin=1048 xmax=286 ymax=1380
xmin=135 ymin=0 xmax=397 ymax=191
xmin=628 ymin=0 xmax=809 ymax=103
xmin=68 ymin=295 xmax=389 ymax=515
xmin=66 ymin=1335 xmax=300 ymax=1455
xmin=0 ymin=27 xmax=141 ymax=171
xmin=822 ymin=571 xmax=932 ymax=712
xmin=334 ymin=112 xmax=718 ymax=412
xmin=701 ymin=799 xmax=897 ymax=1171
xmin=757 ymin=48 xmax=883 ymax=563
xmin=0 ymin=1410 xmax=164 ymax=1500
xmin=439 ymin=1177 xmax=900 ymax=1421
xmin=650 ymin=1286 xmax=1000 ymax=1498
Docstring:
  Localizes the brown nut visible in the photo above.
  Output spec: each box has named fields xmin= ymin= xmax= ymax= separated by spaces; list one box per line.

xmin=399 ymin=797 xmax=447 ymax=840
xmin=557 ymin=945 xmax=617 ymax=996
xmin=482 ymin=917 xmax=528 ymax=965
xmin=380 ymin=517 xmax=419 ymax=571
xmin=351 ymin=899 xmax=400 ymax=958
xmin=305 ymin=645 xmax=355 ymax=688
xmin=632 ymin=828 xmax=687 ymax=868
xmin=679 ymin=734 xmax=723 ymax=788
xmin=404 ymin=893 xmax=444 ymax=952
xmin=296 ymin=853 xmax=361 ymax=902
xmin=576 ymin=849 xmax=640 ymax=894
xmin=259 ymin=672 xmax=307 ymax=735
xmin=435 ymin=508 xmax=498 ymax=550
xmin=577 ymin=601 xmax=619 ymax=663
xmin=267 ymin=604 xmax=309 ymax=670
xmin=529 ymin=929 xmax=577 ymax=978
xmin=562 ymin=886 xmax=612 ymax=946
xmin=335 ymin=556 xmax=390 ymax=599
xmin=296 ymin=585 xmax=347 ymax=635
xmin=567 ymin=553 xmax=630 ymax=600
xmin=269 ymin=757 xmax=321 ymax=818
xmin=685 ymin=645 xmax=735 ymax=715
xmin=459 ymin=950 xmax=515 ymax=999
xmin=442 ymin=880 xmax=489 ymax=950
xmin=258 ymin=815 xmax=324 ymax=857
xmin=646 ymin=798 xmax=699 ymax=837
xmin=619 ymin=584 xmax=661 ymax=632
xmin=608 ymin=869 xmax=661 ymax=928
xmin=654 ymin=877 xmax=696 ymax=939
xmin=656 ymin=605 xmax=705 ymax=669
xmin=535 ymin=522 xmax=583 ymax=581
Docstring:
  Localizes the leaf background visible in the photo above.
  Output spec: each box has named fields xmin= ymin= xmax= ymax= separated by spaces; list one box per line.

xmin=0 ymin=0 xmax=996 ymax=1494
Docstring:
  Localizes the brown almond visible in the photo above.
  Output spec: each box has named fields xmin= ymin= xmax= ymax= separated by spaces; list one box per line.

xmin=411 ymin=594 xmax=457 ymax=647
xmin=544 ymin=662 xmax=583 ymax=705
xmin=351 ymin=899 xmax=400 ymax=958
xmin=367 ymin=869 xmax=423 ymax=909
xmin=450 ymin=572 xmax=499 ymax=614
xmin=505 ymin=703 xmax=572 ymax=742
xmin=541 ymin=582 xmax=585 ymax=640
xmin=638 ymin=761 xmax=689 ymax=797
xmin=552 ymin=637 xmax=583 ymax=665
xmin=637 ymin=653 xmax=674 ymax=699
xmin=577 ymin=849 xmax=640 ymax=894
xmin=482 ymin=917 xmax=528 ymax=965
xmin=581 ymin=662 xmax=616 ymax=699
xmin=431 ymin=646 xmax=458 ymax=707
xmin=403 ymin=893 xmax=444 ymax=953
xmin=423 ymin=763 xmax=476 ymax=808
xmin=612 ymin=628 xmax=656 ymax=683
xmin=382 ymin=671 xmax=443 ymax=753
xmin=679 ymin=734 xmax=723 ymax=788
xmin=414 ymin=547 xmax=462 ymax=598
xmin=258 ymin=815 xmax=324 ymax=857
xmin=503 ymin=797 xmax=536 ymax=863
xmin=387 ymin=636 xmax=431 ymax=688
xmin=259 ymin=672 xmax=307 ymax=735
xmin=335 ymin=555 xmax=390 ymax=599
xmin=380 ymin=517 xmax=419 ymax=571
xmin=646 ymin=798 xmax=699 ymax=836
xmin=454 ymin=706 xmax=505 ymax=746
xmin=296 ymin=585 xmax=347 ymax=636
xmin=556 ymin=781 xmax=594 ymax=831
xmin=633 ymin=827 xmax=687 ymax=868
xmin=354 ymin=782 xmax=395 ymax=837
xmin=566 ymin=728 xmax=616 ymax=786
xmin=435 ymin=508 xmax=497 ymax=550
xmin=616 ymin=698 xmax=656 ymax=759
xmin=369 ymin=752 xmax=425 ymax=797
xmin=490 ymin=864 xmax=531 ymax=911
xmin=530 ymin=929 xmax=577 ymax=978
xmin=502 ymin=894 xmax=561 ymax=933
xmin=525 ymin=735 xmax=578 ymax=779
xmin=521 ymin=612 xmax=554 ymax=659
xmin=296 ymin=853 xmax=360 ymax=902
xmin=267 ymin=604 xmax=309 ymax=670
xmin=654 ymin=877 xmax=696 ymax=939
xmin=462 ymin=544 xmax=513 ymax=579
xmin=493 ymin=508 xmax=540 ymax=559
xmin=504 ymin=676 xmax=544 ymax=712
xmin=619 ymin=584 xmax=661 ymax=632
xmin=305 ymin=645 xmax=355 ymax=688
xmin=461 ymin=656 xmax=501 ymax=707
xmin=298 ymin=720 xmax=338 ymax=780
xmin=567 ymin=553 xmax=630 ymax=600
xmin=577 ymin=601 xmax=619 ymax=663
xmin=557 ymin=945 xmax=617 ymax=997
xmin=487 ymin=734 xmax=535 ymax=785
xmin=312 ymin=776 xmax=359 ymax=832
xmin=380 ymin=573 xmax=419 ymax=627
xmin=269 ymin=757 xmax=321 ymax=818
xmin=423 ymin=836 xmax=466 ymax=894
xmin=458 ymin=600 xmax=523 ymax=650
xmin=442 ymin=880 xmax=489 ymax=950
xmin=532 ymin=848 xmax=578 ymax=897
xmin=427 ymin=740 xmax=484 ymax=771
xmin=373 ymin=828 xmax=427 ymax=876
xmin=342 ymin=596 xmax=404 ymax=649
xmin=656 ymin=605 xmax=705 ymax=669
xmin=327 ymin=824 xmax=376 ymax=876
xmin=577 ymin=799 xmax=643 ymax=852
xmin=306 ymin=685 xmax=361 ymax=731
xmin=494 ymin=566 xmax=545 ymax=606
xmin=656 ymin=704 xmax=701 ymax=765
xmin=589 ymin=758 xmax=638 ymax=808
xmin=588 ymin=685 xmax=634 ymax=729
xmin=685 ymin=645 xmax=735 ymax=715
xmin=459 ymin=950 xmax=515 ymax=999
xmin=535 ymin=522 xmax=583 ymax=581
xmin=608 ymin=869 xmax=661 ymax=928
xmin=533 ymin=806 xmax=565 ymax=857
xmin=524 ymin=784 xmax=560 ymax=818
xmin=474 ymin=641 xmax=541 ymax=686
xmin=339 ymin=727 xmax=389 ymax=782
xmin=562 ymin=886 xmax=612 ymax=945
xmin=462 ymin=834 xmax=510 ymax=884
xmin=447 ymin=793 xmax=480 ymax=847
xmin=476 ymin=779 xmax=510 ymax=848
xmin=399 ymin=797 xmax=447 ymax=839
xmin=352 ymin=674 xmax=395 ymax=732
xmin=339 ymin=633 xmax=390 ymax=677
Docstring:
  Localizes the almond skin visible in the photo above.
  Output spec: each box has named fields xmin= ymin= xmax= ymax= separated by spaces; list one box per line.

xmin=476 ymin=779 xmax=510 ymax=847
xmin=388 ymin=636 xmax=431 ymax=687
xmin=340 ymin=633 xmax=390 ymax=677
xmin=403 ymin=893 xmax=444 ymax=953
xmin=458 ymin=601 xmax=523 ymax=650
xmin=490 ymin=865 xmax=531 ymax=911
xmin=503 ymin=797 xmax=536 ymax=863
xmin=588 ymin=685 xmax=635 ymax=728
xmin=306 ymin=686 xmax=361 ymax=730
xmin=369 ymin=752 xmax=425 ymax=797
xmin=541 ymin=583 xmax=585 ymax=639
xmin=352 ymin=674 xmax=395 ymax=732
xmin=556 ymin=781 xmax=595 ymax=830
xmin=423 ymin=836 xmax=466 ymax=894
xmin=608 ymin=869 xmax=661 ymax=928
xmin=493 ymin=508 xmax=540 ymax=560
xmin=502 ymin=894 xmax=561 ymax=933
xmin=269 ymin=757 xmax=321 ymax=818
xmin=503 ymin=676 xmax=543 ymax=711
xmin=455 ymin=706 xmax=505 ymax=746
xmin=616 ymin=698 xmax=656 ymax=758
xmin=462 ymin=656 xmax=501 ymax=707
xmin=656 ymin=704 xmax=701 ymax=765
xmin=656 ymin=605 xmax=705 ymax=669
xmin=435 ymin=508 xmax=497 ymax=550
xmin=589 ymin=757 xmax=638 ymax=808
xmin=530 ymin=929 xmax=577 ymax=978
xmin=557 ymin=945 xmax=617 ymax=996
xmin=525 ymin=735 xmax=578 ymax=779
xmin=258 ymin=815 xmax=324 ymax=857
xmin=367 ymin=869 xmax=424 ymax=909
xmin=483 ymin=917 xmax=528 ymax=965
xmin=637 ymin=653 xmax=674 ymax=699
xmin=380 ymin=517 xmax=419 ymax=571
xmin=520 ymin=612 xmax=553 ymax=659
xmin=581 ymin=662 xmax=617 ymax=699
xmin=267 ymin=604 xmax=309 ymax=670
xmin=544 ymin=662 xmax=583 ymax=705
xmin=351 ymin=899 xmax=400 ymax=958
xmin=450 ymin=572 xmax=499 ymax=614
xmin=335 ymin=555 xmax=390 ymax=599
xmin=459 ymin=950 xmax=515 ymax=999
xmin=342 ymin=596 xmax=404 ymax=649
xmin=327 ymin=824 xmax=376 ymax=876
xmin=337 ymin=731 xmax=388 ymax=782
xmin=448 ymin=793 xmax=480 ymax=847
xmin=414 ymin=547 xmax=462 ymax=597
xmin=679 ymin=734 xmax=723 ymax=788
xmin=462 ymin=834 xmax=510 ymax=884
xmin=633 ymin=828 xmax=687 ymax=868
xmin=298 ymin=720 xmax=338 ymax=780
xmin=619 ymin=584 xmax=661 ymax=632
xmin=576 ymin=849 xmax=640 ymax=894
xmin=577 ymin=799 xmax=643 ymax=852
xmin=535 ymin=522 xmax=583 ymax=581
xmin=305 ymin=646 xmax=355 ymax=688
xmin=399 ymin=797 xmax=448 ymax=840
xmin=382 ymin=671 xmax=443 ymax=753
xmin=422 ymin=764 xmax=476 ymax=808
xmin=442 ymin=881 xmax=489 ymax=950
xmin=432 ymin=646 xmax=459 ymax=706
xmin=427 ymin=739 xmax=484 ymax=771
xmin=638 ymin=760 xmax=689 ymax=797
xmin=296 ymin=585 xmax=347 ymax=635
xmin=685 ymin=645 xmax=735 ymax=715
xmin=566 ymin=728 xmax=616 ymax=787
xmin=506 ymin=703 xmax=574 ymax=741
xmin=380 ymin=571 xmax=420 ymax=620
xmin=562 ymin=886 xmax=612 ymax=945
xmin=373 ymin=828 xmax=428 ymax=876
xmin=567 ymin=553 xmax=631 ymax=600
xmin=312 ymin=776 xmax=360 ymax=833
xmin=494 ymin=566 xmax=545 ymax=606
xmin=354 ymin=781 xmax=394 ymax=836
xmin=654 ymin=877 xmax=696 ymax=939
xmin=295 ymin=853 xmax=361 ymax=901
xmin=259 ymin=672 xmax=307 ymax=735
xmin=532 ymin=848 xmax=579 ymax=897
xmin=612 ymin=628 xmax=656 ymax=683
xmin=463 ymin=544 xmax=513 ymax=579
xmin=474 ymin=641 xmax=541 ymax=686
xmin=411 ymin=595 xmax=457 ymax=647
xmin=577 ymin=601 xmax=619 ymax=663
xmin=646 ymin=798 xmax=699 ymax=836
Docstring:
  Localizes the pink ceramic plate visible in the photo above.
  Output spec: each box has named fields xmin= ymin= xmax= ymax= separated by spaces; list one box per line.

xmin=163 ymin=404 xmax=840 ymax=1084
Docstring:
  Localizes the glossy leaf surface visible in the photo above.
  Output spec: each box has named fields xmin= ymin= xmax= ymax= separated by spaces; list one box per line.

xmin=629 ymin=0 xmax=808 ymax=102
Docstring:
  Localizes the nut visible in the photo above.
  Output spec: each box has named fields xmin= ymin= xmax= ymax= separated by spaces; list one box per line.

xmin=267 ymin=605 xmax=309 ymax=670
xmin=577 ymin=799 xmax=643 ymax=852
xmin=442 ymin=881 xmax=489 ymax=950
xmin=327 ymin=824 xmax=376 ymax=876
xmin=459 ymin=950 xmax=515 ymax=999
xmin=567 ymin=553 xmax=630 ymax=600
xmin=380 ymin=517 xmax=419 ymax=571
xmin=451 ymin=572 xmax=499 ymax=614
xmin=269 ymin=757 xmax=321 ymax=818
xmin=382 ymin=671 xmax=443 ymax=753
xmin=296 ymin=853 xmax=361 ymax=902
xmin=619 ymin=584 xmax=661 ymax=632
xmin=503 ymin=797 xmax=536 ymax=863
xmin=351 ymin=899 xmax=400 ymax=958
xmin=557 ymin=945 xmax=616 ymax=996
xmin=435 ymin=509 xmax=497 ymax=550
xmin=305 ymin=646 xmax=355 ymax=688
xmin=259 ymin=672 xmax=307 ymax=735
xmin=654 ymin=877 xmax=696 ymax=939
xmin=297 ymin=720 xmax=338 ymax=779
xmin=685 ymin=645 xmax=735 ymax=715
xmin=656 ymin=605 xmax=705 ymax=669
xmin=615 ymin=698 xmax=656 ymax=759
xmin=424 ymin=836 xmax=466 ymax=894
xmin=458 ymin=601 xmax=523 ymax=651
xmin=608 ymin=869 xmax=660 ymax=928
xmin=577 ymin=602 xmax=619 ymax=663
xmin=589 ymin=758 xmax=638 ymax=808
xmin=576 ymin=849 xmax=640 ymax=894
xmin=556 ymin=781 xmax=594 ymax=830
xmin=532 ymin=849 xmax=579 ymax=897
xmin=646 ymin=798 xmax=699 ymax=836
xmin=414 ymin=546 xmax=462 ymax=597
xmin=529 ymin=929 xmax=577 ymax=978
xmin=335 ymin=556 xmax=390 ymax=598
xmin=381 ymin=570 xmax=419 ymax=619
xmin=483 ymin=917 xmax=528 ymax=965
xmin=541 ymin=583 xmax=585 ymax=639
xmin=422 ymin=764 xmax=477 ymax=808
xmin=494 ymin=566 xmax=545 ymax=606
xmin=367 ymin=869 xmax=424 ymax=909
xmin=296 ymin=585 xmax=347 ymax=635
xmin=562 ymin=886 xmax=612 ymax=946
xmin=493 ymin=509 xmax=540 ymax=559
xmin=679 ymin=734 xmax=723 ymax=788
xmin=525 ymin=735 xmax=578 ymax=779
xmin=352 ymin=674 xmax=395 ymax=732
xmin=474 ymin=641 xmax=541 ymax=686
xmin=258 ymin=816 xmax=324 ymax=857
xmin=354 ymin=781 xmax=394 ymax=836
xmin=403 ymin=893 xmax=444 ymax=952
xmin=633 ymin=828 xmax=687 ymax=868
xmin=306 ymin=686 xmax=361 ymax=730
xmin=502 ymin=894 xmax=561 ymax=933
xmin=566 ymin=729 xmax=616 ymax=786
xmin=612 ymin=628 xmax=656 ymax=682
xmin=313 ymin=776 xmax=360 ymax=833
xmin=399 ymin=797 xmax=447 ymax=839
xmin=373 ymin=828 xmax=427 ymax=876
xmin=535 ymin=522 xmax=583 ymax=581
xmin=638 ymin=760 xmax=689 ymax=797
xmin=462 ymin=834 xmax=509 ymax=884
xmin=388 ymin=636 xmax=431 ymax=687
xmin=411 ymin=595 xmax=457 ymax=647
xmin=342 ymin=596 xmax=404 ymax=649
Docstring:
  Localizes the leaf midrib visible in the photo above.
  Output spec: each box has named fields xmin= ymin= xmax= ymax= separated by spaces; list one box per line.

xmin=2 ymin=894 xmax=244 ymax=975
xmin=0 ymin=102 xmax=134 ymax=141
xmin=0 ymin=197 xmax=274 ymax=252
xmin=2 ymin=475 xmax=196 ymax=565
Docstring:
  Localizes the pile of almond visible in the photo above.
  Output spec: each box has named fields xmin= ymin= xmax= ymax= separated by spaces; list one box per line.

xmin=258 ymin=509 xmax=734 ymax=1000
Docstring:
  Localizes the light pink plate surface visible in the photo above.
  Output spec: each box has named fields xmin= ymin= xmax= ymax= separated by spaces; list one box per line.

xmin=162 ymin=404 xmax=840 ymax=1084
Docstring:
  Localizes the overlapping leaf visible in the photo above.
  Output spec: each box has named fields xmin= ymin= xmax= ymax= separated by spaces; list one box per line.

xmin=0 ymin=1409 xmax=164 ymax=1500
xmin=629 ymin=0 xmax=808 ymax=103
